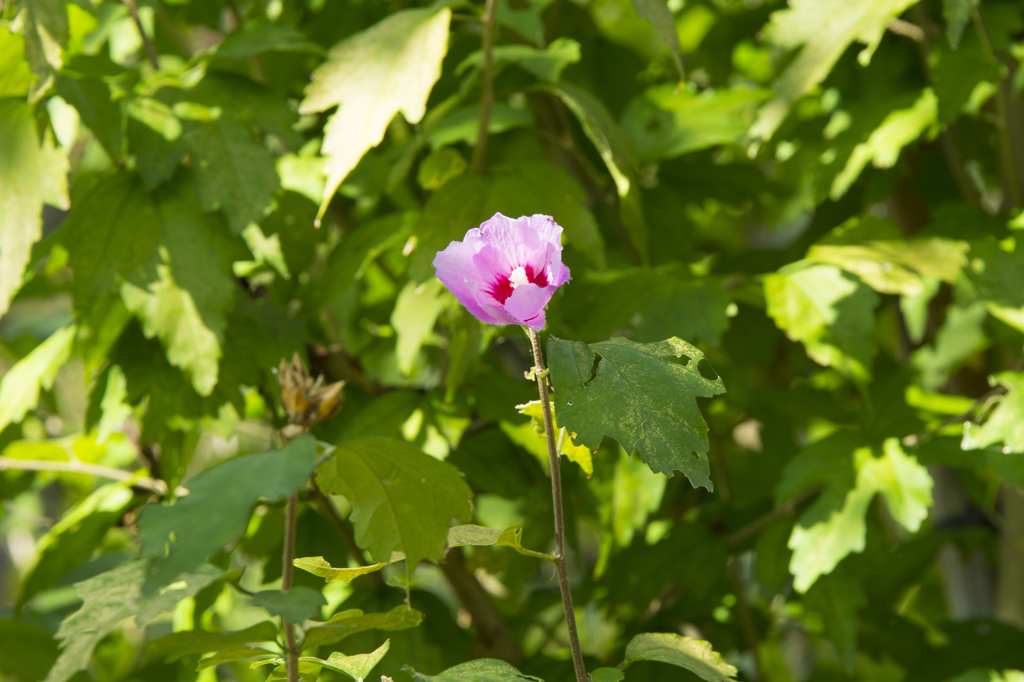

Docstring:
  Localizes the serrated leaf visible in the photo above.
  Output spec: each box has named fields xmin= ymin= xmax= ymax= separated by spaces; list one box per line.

xmin=622 ymin=633 xmax=737 ymax=682
xmin=63 ymin=174 xmax=162 ymax=313
xmin=138 ymin=434 xmax=316 ymax=590
xmin=183 ymin=116 xmax=280 ymax=234
xmin=146 ymin=622 xmax=279 ymax=662
xmin=299 ymin=6 xmax=451 ymax=221
xmin=0 ymin=324 xmax=75 ymax=433
xmin=252 ymin=587 xmax=327 ymax=622
xmin=14 ymin=0 xmax=68 ymax=94
xmin=765 ymin=262 xmax=878 ymax=383
xmin=119 ymin=176 xmax=236 ymax=396
xmin=547 ymin=337 xmax=726 ymax=490
xmin=405 ymin=659 xmax=543 ymax=681
xmin=294 ymin=555 xmax=399 ymax=584
xmin=18 ymin=483 xmax=136 ymax=611
xmin=315 ymin=437 xmax=472 ymax=574
xmin=621 ymin=84 xmax=770 ymax=161
xmin=787 ymin=438 xmax=932 ymax=592
xmin=629 ymin=0 xmax=684 ymax=78
xmin=830 ymin=89 xmax=938 ymax=200
xmin=45 ymin=562 xmax=224 ymax=682
xmin=751 ymin=0 xmax=919 ymax=141
xmin=0 ymin=99 xmax=68 ymax=317
xmin=963 ymin=372 xmax=1024 ymax=453
xmin=197 ymin=645 xmax=277 ymax=670
xmin=300 ymin=605 xmax=423 ymax=650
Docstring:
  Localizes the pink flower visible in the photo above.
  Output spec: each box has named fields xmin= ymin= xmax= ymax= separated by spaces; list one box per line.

xmin=433 ymin=213 xmax=571 ymax=331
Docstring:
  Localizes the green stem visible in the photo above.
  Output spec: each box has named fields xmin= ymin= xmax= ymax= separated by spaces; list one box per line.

xmin=527 ymin=328 xmax=588 ymax=682
xmin=283 ymin=492 xmax=299 ymax=682
xmin=471 ymin=0 xmax=497 ymax=173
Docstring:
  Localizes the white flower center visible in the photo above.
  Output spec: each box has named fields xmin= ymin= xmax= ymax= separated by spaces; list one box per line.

xmin=509 ymin=266 xmax=529 ymax=290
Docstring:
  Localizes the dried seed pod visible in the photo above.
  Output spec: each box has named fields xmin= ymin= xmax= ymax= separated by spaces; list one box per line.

xmin=277 ymin=352 xmax=346 ymax=428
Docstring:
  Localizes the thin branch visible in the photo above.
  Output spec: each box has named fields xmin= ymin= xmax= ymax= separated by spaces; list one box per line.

xmin=527 ymin=327 xmax=588 ymax=682
xmin=471 ymin=0 xmax=498 ymax=173
xmin=122 ymin=0 xmax=160 ymax=70
xmin=725 ymin=484 xmax=824 ymax=547
xmin=887 ymin=18 xmax=925 ymax=43
xmin=0 ymin=456 xmax=171 ymax=496
xmin=283 ymin=492 xmax=299 ymax=682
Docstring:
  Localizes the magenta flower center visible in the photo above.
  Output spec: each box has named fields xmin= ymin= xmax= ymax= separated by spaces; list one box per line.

xmin=487 ymin=263 xmax=550 ymax=304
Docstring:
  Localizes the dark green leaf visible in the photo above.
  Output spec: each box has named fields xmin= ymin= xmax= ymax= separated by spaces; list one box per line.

xmin=301 ymin=605 xmax=424 ymax=650
xmin=548 ymin=337 xmax=726 ymax=489
xmin=146 ymin=622 xmax=279 ymax=662
xmin=252 ymin=587 xmax=327 ymax=622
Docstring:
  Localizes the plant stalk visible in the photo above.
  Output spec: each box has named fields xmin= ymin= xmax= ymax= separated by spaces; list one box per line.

xmin=471 ymin=0 xmax=497 ymax=173
xmin=527 ymin=328 xmax=588 ymax=682
xmin=283 ymin=491 xmax=299 ymax=682
xmin=122 ymin=0 xmax=160 ymax=70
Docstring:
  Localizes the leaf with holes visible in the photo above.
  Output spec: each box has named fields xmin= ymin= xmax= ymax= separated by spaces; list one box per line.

xmin=547 ymin=337 xmax=726 ymax=490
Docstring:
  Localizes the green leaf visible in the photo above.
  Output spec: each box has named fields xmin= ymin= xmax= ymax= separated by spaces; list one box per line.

xmin=787 ymin=438 xmax=932 ymax=592
xmin=294 ymin=555 xmax=399 ymax=583
xmin=590 ymin=669 xmax=625 ymax=682
xmin=621 ymin=84 xmax=770 ymax=161
xmin=322 ymin=639 xmax=390 ymax=681
xmin=912 ymin=302 xmax=988 ymax=392
xmin=807 ymin=235 xmax=967 ymax=296
xmin=252 ymin=587 xmax=327 ymax=622
xmin=55 ymin=73 xmax=124 ymax=157
xmin=963 ymin=238 xmax=1024 ymax=333
xmin=215 ymin=25 xmax=323 ymax=60
xmin=138 ymin=434 xmax=316 ymax=589
xmin=764 ymin=262 xmax=878 ymax=384
xmin=411 ymin=160 xmax=605 ymax=281
xmin=803 ymin=567 xmax=866 ymax=667
xmin=300 ymin=605 xmax=424 ymax=650
xmin=963 ymin=372 xmax=1024 ymax=453
xmin=629 ymin=0 xmax=684 ymax=78
xmin=404 ymin=659 xmax=543 ymax=681
xmin=456 ymin=38 xmax=581 ymax=82
xmin=317 ymin=211 xmax=416 ymax=307
xmin=830 ymin=89 xmax=938 ymax=200
xmin=299 ymin=6 xmax=451 ymax=221
xmin=0 ymin=324 xmax=75 ymax=433
xmin=427 ymin=104 xmax=533 ymax=150
xmin=942 ymin=0 xmax=979 ymax=48
xmin=315 ymin=437 xmax=473 ymax=573
xmin=0 ymin=25 xmax=33 ymax=97
xmin=0 ymin=619 xmax=59 ymax=682
xmin=183 ymin=116 xmax=280 ymax=233
xmin=447 ymin=524 xmax=553 ymax=561
xmin=417 ymin=147 xmax=467 ymax=190
xmin=15 ymin=0 xmax=68 ymax=94
xmin=392 ymin=279 xmax=445 ymax=376
xmin=63 ymin=174 xmax=162 ymax=312
xmin=46 ymin=562 xmax=224 ymax=682
xmin=547 ymin=337 xmax=726 ymax=489
xmin=146 ymin=622 xmax=279 ymax=662
xmin=751 ymin=0 xmax=919 ymax=141
xmin=18 ymin=482 xmax=136 ymax=611
xmin=549 ymin=81 xmax=646 ymax=262
xmin=623 ymin=634 xmax=737 ymax=682
xmin=0 ymin=99 xmax=68 ymax=317
xmin=126 ymin=97 xmax=186 ymax=190
xmin=119 ymin=175 xmax=237 ymax=396
xmin=197 ymin=645 xmax=277 ymax=670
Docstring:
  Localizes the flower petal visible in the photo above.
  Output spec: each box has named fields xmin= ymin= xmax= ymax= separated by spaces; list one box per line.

xmin=433 ymin=239 xmax=505 ymax=325
xmin=504 ymin=283 xmax=554 ymax=329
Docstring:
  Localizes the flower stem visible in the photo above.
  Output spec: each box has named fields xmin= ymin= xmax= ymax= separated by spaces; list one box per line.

xmin=527 ymin=328 xmax=588 ymax=682
xmin=471 ymin=0 xmax=497 ymax=174
xmin=283 ymin=491 xmax=299 ymax=682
